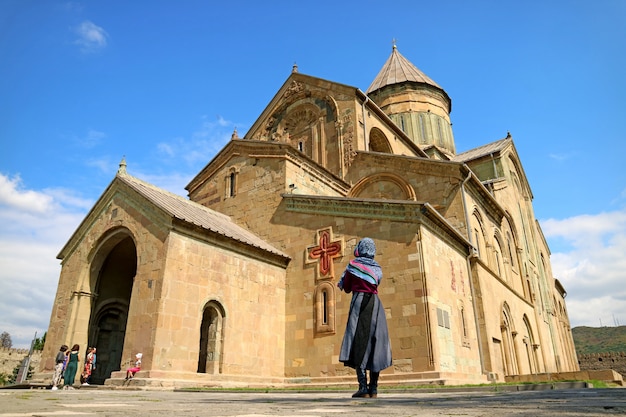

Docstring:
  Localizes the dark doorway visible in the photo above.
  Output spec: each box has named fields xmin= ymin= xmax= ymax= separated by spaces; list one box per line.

xmin=88 ymin=235 xmax=137 ymax=384
xmin=197 ymin=302 xmax=225 ymax=374
xmin=89 ymin=306 xmax=128 ymax=384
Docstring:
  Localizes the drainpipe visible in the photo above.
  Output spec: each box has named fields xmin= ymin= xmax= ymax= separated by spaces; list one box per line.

xmin=361 ymin=96 xmax=369 ymax=151
xmin=460 ymin=166 xmax=486 ymax=375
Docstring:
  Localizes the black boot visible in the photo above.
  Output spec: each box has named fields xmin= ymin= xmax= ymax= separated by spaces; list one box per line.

xmin=368 ymin=371 xmax=380 ymax=398
xmin=352 ymin=368 xmax=369 ymax=398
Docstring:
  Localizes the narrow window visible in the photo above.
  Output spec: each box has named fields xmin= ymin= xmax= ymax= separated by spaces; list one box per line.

xmin=322 ymin=290 xmax=328 ymax=325
xmin=437 ymin=118 xmax=443 ymax=146
xmin=461 ymin=307 xmax=467 ymax=338
xmin=298 ymin=141 xmax=304 ymax=152
xmin=495 ymin=251 xmax=502 ymax=275
xmin=437 ymin=308 xmax=444 ymax=327
xmin=315 ymin=282 xmax=335 ymax=334
xmin=473 ymin=229 xmax=481 ymax=257
xmin=437 ymin=308 xmax=450 ymax=329
xmin=229 ymin=172 xmax=236 ymax=197
xmin=507 ymin=233 xmax=515 ymax=267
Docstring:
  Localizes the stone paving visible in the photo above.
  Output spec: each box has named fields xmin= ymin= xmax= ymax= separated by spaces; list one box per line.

xmin=0 ymin=387 xmax=625 ymax=417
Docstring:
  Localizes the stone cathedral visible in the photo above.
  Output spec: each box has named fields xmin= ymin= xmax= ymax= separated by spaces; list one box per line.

xmin=39 ymin=46 xmax=579 ymax=387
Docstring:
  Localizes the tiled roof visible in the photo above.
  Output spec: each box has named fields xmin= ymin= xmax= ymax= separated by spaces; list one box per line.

xmin=117 ymin=172 xmax=289 ymax=259
xmin=453 ymin=137 xmax=512 ymax=163
xmin=367 ymin=46 xmax=443 ymax=94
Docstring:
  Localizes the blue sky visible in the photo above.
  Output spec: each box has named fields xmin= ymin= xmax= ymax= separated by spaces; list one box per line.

xmin=1 ymin=0 xmax=625 ymax=348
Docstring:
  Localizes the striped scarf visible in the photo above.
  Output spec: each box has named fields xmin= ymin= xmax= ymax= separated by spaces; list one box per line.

xmin=341 ymin=238 xmax=382 ymax=286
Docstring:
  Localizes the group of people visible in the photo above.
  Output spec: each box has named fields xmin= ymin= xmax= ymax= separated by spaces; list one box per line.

xmin=48 ymin=237 xmax=386 ymax=397
xmin=51 ymin=344 xmax=96 ymax=390
xmin=51 ymin=344 xmax=141 ymax=389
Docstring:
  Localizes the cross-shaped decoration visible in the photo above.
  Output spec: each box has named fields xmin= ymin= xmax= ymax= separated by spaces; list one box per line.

xmin=306 ymin=228 xmax=344 ymax=280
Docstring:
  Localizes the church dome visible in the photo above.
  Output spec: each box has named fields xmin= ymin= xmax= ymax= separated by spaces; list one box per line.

xmin=366 ymin=45 xmax=444 ymax=94
xmin=367 ymin=45 xmax=456 ymax=156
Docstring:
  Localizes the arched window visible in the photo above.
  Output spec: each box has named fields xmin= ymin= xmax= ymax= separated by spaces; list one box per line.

xmin=460 ymin=306 xmax=468 ymax=338
xmin=523 ymin=315 xmax=540 ymax=374
xmin=500 ymin=304 xmax=519 ymax=376
xmin=369 ymin=127 xmax=392 ymax=153
xmin=225 ymin=168 xmax=238 ymax=198
xmin=494 ymin=235 xmax=506 ymax=281
xmin=229 ymin=172 xmax=236 ymax=196
xmin=471 ymin=210 xmax=487 ymax=259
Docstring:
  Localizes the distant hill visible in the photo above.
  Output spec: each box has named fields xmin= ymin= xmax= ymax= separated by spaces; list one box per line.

xmin=572 ymin=326 xmax=626 ymax=355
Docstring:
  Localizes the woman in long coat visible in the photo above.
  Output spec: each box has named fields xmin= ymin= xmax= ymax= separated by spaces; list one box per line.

xmin=338 ymin=238 xmax=392 ymax=398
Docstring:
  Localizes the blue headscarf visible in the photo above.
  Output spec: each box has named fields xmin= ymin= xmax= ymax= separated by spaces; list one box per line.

xmin=340 ymin=238 xmax=383 ymax=286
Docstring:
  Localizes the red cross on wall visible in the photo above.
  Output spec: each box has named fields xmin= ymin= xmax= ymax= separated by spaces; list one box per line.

xmin=307 ymin=228 xmax=343 ymax=279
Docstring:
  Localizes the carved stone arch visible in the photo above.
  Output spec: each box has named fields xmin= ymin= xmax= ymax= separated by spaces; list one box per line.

xmin=369 ymin=127 xmax=392 ymax=153
xmin=276 ymin=100 xmax=333 ymax=167
xmin=492 ymin=229 xmax=507 ymax=280
xmin=470 ymin=208 xmax=487 ymax=258
xmin=264 ymin=90 xmax=342 ymax=173
xmin=493 ymin=228 xmax=505 ymax=247
xmin=323 ymin=94 xmax=339 ymax=120
xmin=522 ymin=314 xmax=540 ymax=374
xmin=502 ymin=213 xmax=522 ymax=289
xmin=501 ymin=302 xmax=515 ymax=331
xmin=553 ymin=297 xmax=560 ymax=316
xmin=500 ymin=302 xmax=519 ymax=376
xmin=87 ymin=226 xmax=137 ymax=385
xmin=349 ymin=172 xmax=416 ymax=200
xmin=507 ymin=154 xmax=530 ymax=199
xmin=88 ymin=226 xmax=137 ymax=286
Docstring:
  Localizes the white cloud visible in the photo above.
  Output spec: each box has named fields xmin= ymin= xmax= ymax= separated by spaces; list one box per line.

xmin=0 ymin=174 xmax=89 ymax=348
xmin=0 ymin=174 xmax=53 ymax=213
xmin=156 ymin=116 xmax=238 ymax=167
xmin=548 ymin=153 xmax=570 ymax=161
xmin=541 ymin=209 xmax=626 ymax=328
xmin=138 ymin=172 xmax=194 ymax=196
xmin=85 ymin=156 xmax=117 ymax=175
xmin=74 ymin=20 xmax=108 ymax=53
xmin=80 ymin=129 xmax=107 ymax=148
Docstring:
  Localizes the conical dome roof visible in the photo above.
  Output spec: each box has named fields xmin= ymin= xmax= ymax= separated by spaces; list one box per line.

xmin=366 ymin=45 xmax=443 ymax=94
xmin=366 ymin=45 xmax=455 ymax=155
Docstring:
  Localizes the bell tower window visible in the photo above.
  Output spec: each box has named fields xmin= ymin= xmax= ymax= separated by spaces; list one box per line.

xmin=225 ymin=168 xmax=239 ymax=198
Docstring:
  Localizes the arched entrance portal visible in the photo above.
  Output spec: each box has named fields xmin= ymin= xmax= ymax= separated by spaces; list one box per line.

xmin=88 ymin=235 xmax=137 ymax=384
xmin=197 ymin=301 xmax=225 ymax=374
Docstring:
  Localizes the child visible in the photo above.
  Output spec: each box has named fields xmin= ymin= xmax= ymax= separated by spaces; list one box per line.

xmin=125 ymin=353 xmax=142 ymax=380
xmin=82 ymin=347 xmax=96 ymax=385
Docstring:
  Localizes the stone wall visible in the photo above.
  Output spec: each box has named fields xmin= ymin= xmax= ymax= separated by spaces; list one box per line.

xmin=0 ymin=348 xmax=42 ymax=378
xmin=578 ymin=352 xmax=626 ymax=378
